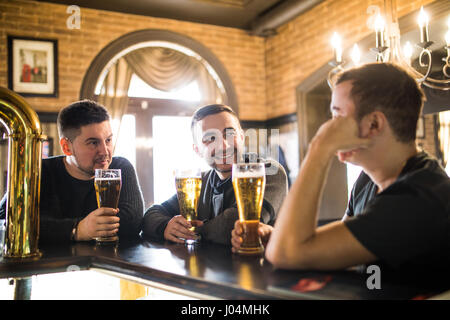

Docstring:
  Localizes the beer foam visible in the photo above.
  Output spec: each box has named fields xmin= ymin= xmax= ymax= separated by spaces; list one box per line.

xmin=175 ymin=176 xmax=202 ymax=180
xmin=233 ymin=171 xmax=264 ymax=178
xmin=94 ymin=177 xmax=121 ymax=181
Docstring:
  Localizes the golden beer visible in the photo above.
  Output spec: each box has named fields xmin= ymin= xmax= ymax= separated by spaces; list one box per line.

xmin=94 ymin=169 xmax=122 ymax=243
xmin=95 ymin=178 xmax=121 ymax=209
xmin=175 ymin=177 xmax=202 ymax=228
xmin=232 ymin=163 xmax=266 ymax=255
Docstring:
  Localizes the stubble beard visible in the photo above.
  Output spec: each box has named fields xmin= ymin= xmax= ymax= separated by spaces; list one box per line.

xmin=72 ymin=151 xmax=110 ymax=178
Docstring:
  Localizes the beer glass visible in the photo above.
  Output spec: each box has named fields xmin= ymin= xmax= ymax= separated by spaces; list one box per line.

xmin=232 ymin=163 xmax=266 ymax=255
xmin=94 ymin=169 xmax=122 ymax=243
xmin=175 ymin=168 xmax=202 ymax=245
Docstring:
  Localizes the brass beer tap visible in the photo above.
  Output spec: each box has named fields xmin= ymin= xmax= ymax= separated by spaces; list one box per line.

xmin=0 ymin=87 xmax=44 ymax=259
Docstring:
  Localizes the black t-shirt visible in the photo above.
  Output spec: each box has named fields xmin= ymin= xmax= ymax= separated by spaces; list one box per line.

xmin=344 ymin=152 xmax=450 ymax=277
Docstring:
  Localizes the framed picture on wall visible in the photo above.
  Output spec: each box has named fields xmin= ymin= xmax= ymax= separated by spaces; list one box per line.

xmin=7 ymin=36 xmax=58 ymax=97
xmin=42 ymin=137 xmax=54 ymax=159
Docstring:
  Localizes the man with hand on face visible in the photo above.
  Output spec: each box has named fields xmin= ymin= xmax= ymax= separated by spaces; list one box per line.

xmin=143 ymin=104 xmax=288 ymax=246
xmin=1 ymin=100 xmax=144 ymax=243
xmin=258 ymin=63 xmax=449 ymax=279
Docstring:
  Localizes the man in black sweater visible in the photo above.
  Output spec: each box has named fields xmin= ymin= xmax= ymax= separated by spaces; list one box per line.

xmin=0 ymin=100 xmax=144 ymax=243
xmin=143 ymin=104 xmax=288 ymax=246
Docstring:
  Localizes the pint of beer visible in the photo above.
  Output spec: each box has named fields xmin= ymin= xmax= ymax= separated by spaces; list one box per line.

xmin=175 ymin=168 xmax=202 ymax=244
xmin=232 ymin=163 xmax=266 ymax=255
xmin=94 ymin=169 xmax=122 ymax=243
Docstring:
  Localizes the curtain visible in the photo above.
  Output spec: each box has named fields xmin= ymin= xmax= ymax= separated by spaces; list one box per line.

xmin=124 ymin=47 xmax=222 ymax=103
xmin=438 ymin=110 xmax=450 ymax=169
xmin=197 ymin=65 xmax=223 ymax=104
xmin=96 ymin=47 xmax=224 ymax=152
xmin=97 ymin=58 xmax=133 ymax=150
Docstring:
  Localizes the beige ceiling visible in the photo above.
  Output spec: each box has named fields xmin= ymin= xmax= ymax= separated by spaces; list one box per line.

xmin=38 ymin=0 xmax=284 ymax=30
xmin=37 ymin=0 xmax=325 ymax=36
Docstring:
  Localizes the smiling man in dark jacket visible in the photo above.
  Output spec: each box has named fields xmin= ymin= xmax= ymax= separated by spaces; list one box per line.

xmin=143 ymin=104 xmax=288 ymax=246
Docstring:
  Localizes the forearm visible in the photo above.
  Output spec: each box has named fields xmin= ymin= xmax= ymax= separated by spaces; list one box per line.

xmin=117 ymin=202 xmax=143 ymax=238
xmin=142 ymin=206 xmax=172 ymax=240
xmin=266 ymin=140 xmax=334 ymax=262
xmin=120 ymin=179 xmax=144 ymax=237
xmin=142 ymin=195 xmax=179 ymax=240
xmin=40 ymin=215 xmax=78 ymax=244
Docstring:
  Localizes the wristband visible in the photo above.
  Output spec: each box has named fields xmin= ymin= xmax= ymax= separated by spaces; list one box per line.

xmin=71 ymin=220 xmax=79 ymax=241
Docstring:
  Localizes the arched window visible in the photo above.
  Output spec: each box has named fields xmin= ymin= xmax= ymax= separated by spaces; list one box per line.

xmin=81 ymin=29 xmax=238 ymax=111
xmin=80 ymin=30 xmax=238 ymax=206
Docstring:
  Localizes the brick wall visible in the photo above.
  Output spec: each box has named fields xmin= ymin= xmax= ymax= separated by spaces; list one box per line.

xmin=265 ymin=0 xmax=436 ymax=118
xmin=0 ymin=0 xmax=441 ymax=155
xmin=0 ymin=0 xmax=266 ymax=120
xmin=265 ymin=0 xmax=438 ymax=156
xmin=418 ymin=114 xmax=438 ymax=157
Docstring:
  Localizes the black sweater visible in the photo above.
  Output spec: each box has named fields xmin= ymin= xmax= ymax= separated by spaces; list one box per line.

xmin=0 ymin=156 xmax=144 ymax=244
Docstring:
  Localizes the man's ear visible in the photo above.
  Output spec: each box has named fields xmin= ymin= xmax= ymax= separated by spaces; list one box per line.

xmin=60 ymin=137 xmax=73 ymax=156
xmin=359 ymin=112 xmax=386 ymax=138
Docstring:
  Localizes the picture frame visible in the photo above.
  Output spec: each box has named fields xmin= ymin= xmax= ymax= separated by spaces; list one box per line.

xmin=7 ymin=36 xmax=58 ymax=97
xmin=42 ymin=137 xmax=54 ymax=159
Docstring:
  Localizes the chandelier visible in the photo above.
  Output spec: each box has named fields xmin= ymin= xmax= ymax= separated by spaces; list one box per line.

xmin=328 ymin=1 xmax=450 ymax=91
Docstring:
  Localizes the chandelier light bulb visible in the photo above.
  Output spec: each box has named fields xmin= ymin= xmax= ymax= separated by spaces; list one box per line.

xmin=418 ymin=6 xmax=430 ymax=43
xmin=374 ymin=14 xmax=385 ymax=32
xmin=331 ymin=32 xmax=341 ymax=49
xmin=374 ymin=14 xmax=385 ymax=48
xmin=328 ymin=5 xmax=449 ymax=91
xmin=446 ymin=17 xmax=450 ymax=46
xmin=418 ymin=6 xmax=429 ymax=28
xmin=351 ymin=44 xmax=361 ymax=65
xmin=403 ymin=41 xmax=413 ymax=64
xmin=331 ymin=32 xmax=342 ymax=63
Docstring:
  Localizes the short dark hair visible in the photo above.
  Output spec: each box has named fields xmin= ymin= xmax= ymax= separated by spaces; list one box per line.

xmin=336 ymin=63 xmax=425 ymax=143
xmin=190 ymin=104 xmax=239 ymax=131
xmin=57 ymin=100 xmax=110 ymax=141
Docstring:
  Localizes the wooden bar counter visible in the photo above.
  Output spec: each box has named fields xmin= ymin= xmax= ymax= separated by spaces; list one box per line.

xmin=0 ymin=237 xmax=449 ymax=300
